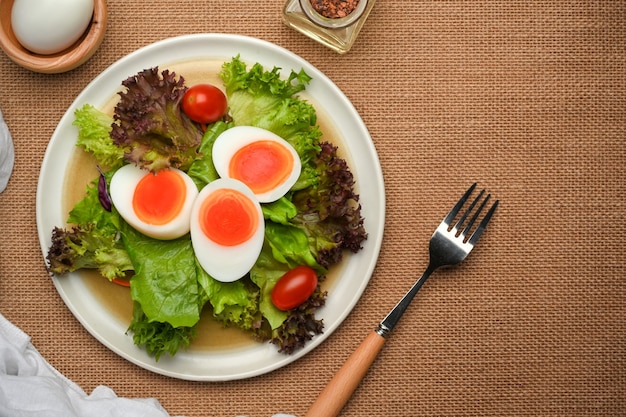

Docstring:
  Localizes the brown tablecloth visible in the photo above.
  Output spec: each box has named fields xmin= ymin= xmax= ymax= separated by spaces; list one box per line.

xmin=1 ymin=1 xmax=624 ymax=416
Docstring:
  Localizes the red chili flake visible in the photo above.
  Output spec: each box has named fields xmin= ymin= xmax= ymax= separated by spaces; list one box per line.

xmin=310 ymin=0 xmax=360 ymax=19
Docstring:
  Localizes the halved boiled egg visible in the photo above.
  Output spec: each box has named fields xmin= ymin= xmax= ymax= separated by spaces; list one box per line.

xmin=212 ymin=126 xmax=301 ymax=203
xmin=110 ymin=164 xmax=199 ymax=240
xmin=190 ymin=178 xmax=264 ymax=282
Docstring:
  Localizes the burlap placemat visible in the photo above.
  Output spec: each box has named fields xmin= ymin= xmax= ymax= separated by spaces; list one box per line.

xmin=1 ymin=1 xmax=624 ymax=416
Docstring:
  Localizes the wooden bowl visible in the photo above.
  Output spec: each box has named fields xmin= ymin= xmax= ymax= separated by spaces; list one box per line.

xmin=0 ymin=0 xmax=107 ymax=74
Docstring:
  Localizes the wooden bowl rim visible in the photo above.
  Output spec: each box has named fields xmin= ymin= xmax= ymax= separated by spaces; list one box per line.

xmin=0 ymin=0 xmax=107 ymax=74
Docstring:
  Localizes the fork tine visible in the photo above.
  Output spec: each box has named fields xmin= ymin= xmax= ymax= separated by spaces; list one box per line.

xmin=459 ymin=191 xmax=489 ymax=237
xmin=454 ymin=189 xmax=485 ymax=235
xmin=467 ymin=199 xmax=499 ymax=246
xmin=443 ymin=183 xmax=477 ymax=227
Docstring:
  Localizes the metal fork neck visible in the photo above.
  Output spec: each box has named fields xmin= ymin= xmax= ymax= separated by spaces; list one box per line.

xmin=376 ymin=264 xmax=437 ymax=339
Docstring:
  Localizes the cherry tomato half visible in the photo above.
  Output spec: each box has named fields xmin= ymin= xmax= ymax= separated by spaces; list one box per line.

xmin=271 ymin=266 xmax=318 ymax=311
xmin=182 ymin=84 xmax=228 ymax=124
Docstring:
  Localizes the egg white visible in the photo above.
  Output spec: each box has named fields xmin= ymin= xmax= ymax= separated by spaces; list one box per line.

xmin=212 ymin=126 xmax=302 ymax=203
xmin=190 ymin=178 xmax=265 ymax=283
xmin=110 ymin=164 xmax=199 ymax=240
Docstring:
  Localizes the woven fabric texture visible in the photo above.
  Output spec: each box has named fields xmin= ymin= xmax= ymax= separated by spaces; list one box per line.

xmin=0 ymin=1 xmax=624 ymax=416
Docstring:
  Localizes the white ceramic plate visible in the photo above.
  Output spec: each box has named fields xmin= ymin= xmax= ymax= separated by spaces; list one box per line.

xmin=36 ymin=34 xmax=385 ymax=381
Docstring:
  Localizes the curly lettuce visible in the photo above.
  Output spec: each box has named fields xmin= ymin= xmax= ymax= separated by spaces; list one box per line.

xmin=46 ymin=170 xmax=132 ymax=280
xmin=73 ymin=104 xmax=126 ymax=170
xmin=292 ymin=141 xmax=367 ymax=268
xmin=127 ymin=302 xmax=196 ymax=361
xmin=270 ymin=286 xmax=326 ymax=354
xmin=196 ymin=265 xmax=262 ymax=331
xmin=110 ymin=67 xmax=204 ymax=173
xmin=46 ymin=224 xmax=132 ymax=280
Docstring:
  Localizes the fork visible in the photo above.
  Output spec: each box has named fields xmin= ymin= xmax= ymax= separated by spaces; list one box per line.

xmin=305 ymin=183 xmax=499 ymax=417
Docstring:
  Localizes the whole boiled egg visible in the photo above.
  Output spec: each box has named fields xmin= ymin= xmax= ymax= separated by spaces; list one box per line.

xmin=190 ymin=178 xmax=264 ymax=282
xmin=110 ymin=164 xmax=199 ymax=240
xmin=212 ymin=126 xmax=301 ymax=203
xmin=11 ymin=0 xmax=94 ymax=55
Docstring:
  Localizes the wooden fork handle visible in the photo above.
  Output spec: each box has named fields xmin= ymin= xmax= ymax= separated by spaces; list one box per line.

xmin=305 ymin=330 xmax=386 ymax=417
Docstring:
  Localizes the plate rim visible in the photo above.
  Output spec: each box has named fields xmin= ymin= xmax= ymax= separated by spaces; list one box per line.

xmin=35 ymin=33 xmax=385 ymax=381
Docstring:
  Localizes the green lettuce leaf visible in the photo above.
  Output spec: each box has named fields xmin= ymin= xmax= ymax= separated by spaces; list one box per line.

xmin=264 ymin=222 xmax=323 ymax=272
xmin=127 ymin=302 xmax=196 ymax=361
xmin=249 ymin=243 xmax=290 ymax=329
xmin=73 ymin=104 xmax=126 ymax=170
xmin=67 ymin=169 xmax=120 ymax=229
xmin=123 ymin=225 xmax=201 ymax=329
xmin=196 ymin=263 xmax=261 ymax=330
xmin=261 ymin=196 xmax=298 ymax=225
xmin=187 ymin=120 xmax=231 ymax=190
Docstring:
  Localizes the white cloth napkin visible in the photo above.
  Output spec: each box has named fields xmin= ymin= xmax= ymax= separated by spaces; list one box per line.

xmin=0 ymin=312 xmax=178 ymax=417
xmin=0 ymin=312 xmax=297 ymax=417
xmin=0 ymin=108 xmax=15 ymax=193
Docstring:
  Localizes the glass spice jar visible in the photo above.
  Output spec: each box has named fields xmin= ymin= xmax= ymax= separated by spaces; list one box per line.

xmin=282 ymin=0 xmax=376 ymax=54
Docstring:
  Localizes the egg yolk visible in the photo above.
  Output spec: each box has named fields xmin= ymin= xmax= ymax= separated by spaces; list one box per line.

xmin=228 ymin=140 xmax=294 ymax=194
xmin=199 ymin=189 xmax=259 ymax=246
xmin=133 ymin=170 xmax=187 ymax=225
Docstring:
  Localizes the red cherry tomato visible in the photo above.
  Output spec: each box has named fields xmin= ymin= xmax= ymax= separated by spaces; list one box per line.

xmin=181 ymin=84 xmax=228 ymax=124
xmin=271 ymin=266 xmax=318 ymax=311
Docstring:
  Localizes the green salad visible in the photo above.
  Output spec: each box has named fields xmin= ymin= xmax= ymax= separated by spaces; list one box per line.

xmin=46 ymin=56 xmax=367 ymax=360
